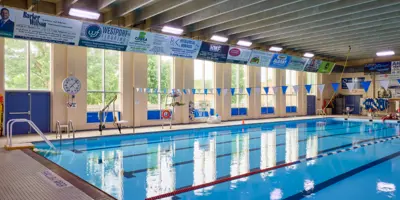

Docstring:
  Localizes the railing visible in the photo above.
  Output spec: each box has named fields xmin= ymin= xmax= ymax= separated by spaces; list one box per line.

xmin=56 ymin=120 xmax=75 ymax=144
xmin=7 ymin=119 xmax=56 ymax=150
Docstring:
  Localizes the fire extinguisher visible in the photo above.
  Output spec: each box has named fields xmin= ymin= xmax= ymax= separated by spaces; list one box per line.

xmin=0 ymin=94 xmax=3 ymax=136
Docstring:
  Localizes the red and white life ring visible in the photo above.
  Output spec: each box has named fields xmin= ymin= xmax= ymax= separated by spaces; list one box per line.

xmin=161 ymin=110 xmax=171 ymax=119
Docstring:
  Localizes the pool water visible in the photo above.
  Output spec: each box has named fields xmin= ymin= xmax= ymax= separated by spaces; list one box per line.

xmin=35 ymin=118 xmax=400 ymax=200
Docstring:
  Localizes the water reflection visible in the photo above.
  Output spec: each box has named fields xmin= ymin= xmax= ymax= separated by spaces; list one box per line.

xmin=193 ymin=136 xmax=217 ymax=195
xmin=306 ymin=135 xmax=318 ymax=166
xmin=285 ymin=126 xmax=299 ymax=170
xmin=231 ymin=133 xmax=250 ymax=188
xmin=260 ymin=130 xmax=276 ymax=179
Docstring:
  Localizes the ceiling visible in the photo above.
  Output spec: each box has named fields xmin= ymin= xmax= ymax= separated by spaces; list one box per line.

xmin=4 ymin=0 xmax=400 ymax=62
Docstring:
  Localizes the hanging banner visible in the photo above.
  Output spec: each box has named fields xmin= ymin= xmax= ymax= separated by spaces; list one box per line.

xmin=286 ymin=56 xmax=309 ymax=71
xmin=0 ymin=7 xmax=16 ymax=38
xmin=168 ymin=36 xmax=202 ymax=58
xmin=317 ymin=84 xmax=325 ymax=94
xmin=269 ymin=54 xmax=291 ymax=69
xmin=317 ymin=61 xmax=336 ymax=74
xmin=364 ymin=62 xmax=391 ymax=74
xmin=380 ymin=80 xmax=390 ymax=90
xmin=126 ymin=30 xmax=154 ymax=53
xmin=216 ymin=88 xmax=221 ymax=96
xmin=263 ymin=87 xmax=269 ymax=94
xmin=226 ymin=47 xmax=252 ymax=64
xmin=331 ymin=83 xmax=340 ymax=92
xmin=376 ymin=61 xmax=400 ymax=89
xmin=246 ymin=88 xmax=252 ymax=95
xmin=346 ymin=82 xmax=355 ymax=92
xmin=231 ymin=88 xmax=235 ymax=96
xmin=281 ymin=86 xmax=288 ymax=95
xmin=361 ymin=81 xmax=371 ymax=93
xmin=304 ymin=59 xmax=323 ymax=72
xmin=247 ymin=50 xmax=274 ymax=67
xmin=272 ymin=87 xmax=279 ymax=94
xmin=292 ymin=85 xmax=299 ymax=94
xmin=196 ymin=42 xmax=229 ymax=62
xmin=13 ymin=10 xmax=82 ymax=45
xmin=79 ymin=22 xmax=130 ymax=51
xmin=305 ymin=85 xmax=312 ymax=94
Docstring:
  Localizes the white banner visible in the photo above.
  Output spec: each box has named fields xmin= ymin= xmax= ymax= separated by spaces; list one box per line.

xmin=247 ymin=50 xmax=274 ymax=67
xmin=380 ymin=80 xmax=390 ymax=90
xmin=346 ymin=82 xmax=355 ymax=92
xmin=226 ymin=47 xmax=252 ymax=64
xmin=317 ymin=84 xmax=325 ymax=94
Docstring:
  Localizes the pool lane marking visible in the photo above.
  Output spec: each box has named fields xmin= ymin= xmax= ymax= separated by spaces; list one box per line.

xmin=74 ymin=123 xmax=362 ymax=152
xmin=122 ymin=127 xmax=393 ymax=177
xmin=144 ymin=135 xmax=400 ymax=200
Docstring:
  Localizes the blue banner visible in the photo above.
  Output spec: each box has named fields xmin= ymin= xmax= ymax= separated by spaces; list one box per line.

xmin=331 ymin=83 xmax=340 ymax=92
xmin=216 ymin=88 xmax=221 ymax=96
xmin=269 ymin=54 xmax=291 ymax=69
xmin=196 ymin=42 xmax=229 ymax=62
xmin=364 ymin=62 xmax=391 ymax=74
xmin=231 ymin=88 xmax=235 ymax=96
xmin=305 ymin=85 xmax=312 ymax=94
xmin=246 ymin=88 xmax=252 ymax=95
xmin=281 ymin=86 xmax=288 ymax=95
xmin=361 ymin=81 xmax=371 ymax=93
xmin=263 ymin=87 xmax=269 ymax=94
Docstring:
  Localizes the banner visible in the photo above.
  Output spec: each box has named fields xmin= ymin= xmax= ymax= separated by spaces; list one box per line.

xmin=305 ymin=85 xmax=312 ymax=94
xmin=269 ymin=54 xmax=291 ymax=69
xmin=317 ymin=61 xmax=336 ymax=74
xmin=0 ymin=7 xmax=16 ymax=38
xmin=361 ymin=81 xmax=371 ymax=93
xmin=346 ymin=82 xmax=355 ymax=92
xmin=331 ymin=83 xmax=340 ymax=92
xmin=263 ymin=87 xmax=269 ymax=94
xmin=196 ymin=42 xmax=229 ymax=62
xmin=286 ymin=56 xmax=309 ymax=71
xmin=364 ymin=62 xmax=391 ymax=74
xmin=246 ymin=88 xmax=252 ymax=95
xmin=247 ymin=50 xmax=274 ymax=67
xmin=292 ymin=85 xmax=299 ymax=94
xmin=79 ymin=22 xmax=130 ymax=51
xmin=226 ymin=47 xmax=252 ymax=64
xmin=13 ymin=10 xmax=82 ymax=45
xmin=168 ymin=36 xmax=202 ymax=58
xmin=380 ymin=80 xmax=390 ymax=90
xmin=304 ymin=59 xmax=323 ymax=72
xmin=317 ymin=84 xmax=325 ymax=94
xmin=126 ymin=30 xmax=153 ymax=53
xmin=281 ymin=86 xmax=288 ymax=95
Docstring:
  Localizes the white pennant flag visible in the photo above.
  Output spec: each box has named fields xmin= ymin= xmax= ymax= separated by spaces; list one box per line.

xmin=346 ymin=82 xmax=355 ymax=92
xmin=255 ymin=87 xmax=261 ymax=94
xmin=272 ymin=87 xmax=279 ymax=94
xmin=239 ymin=88 xmax=244 ymax=94
xmin=187 ymin=88 xmax=191 ymax=94
xmin=209 ymin=89 xmax=213 ymax=94
xmin=380 ymin=80 xmax=389 ymax=90
xmin=317 ymin=84 xmax=325 ymax=94
xmin=139 ymin=88 xmax=143 ymax=93
xmin=292 ymin=85 xmax=299 ymax=94
xmin=223 ymin=88 xmax=228 ymax=96
xmin=136 ymin=88 xmax=140 ymax=92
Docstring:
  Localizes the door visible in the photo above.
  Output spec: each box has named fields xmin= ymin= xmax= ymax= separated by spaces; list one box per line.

xmin=30 ymin=92 xmax=50 ymax=133
xmin=307 ymin=95 xmax=316 ymax=115
xmin=344 ymin=95 xmax=361 ymax=115
xmin=5 ymin=92 xmax=30 ymax=134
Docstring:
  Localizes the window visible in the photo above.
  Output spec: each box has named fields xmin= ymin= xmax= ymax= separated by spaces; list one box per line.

xmin=147 ymin=55 xmax=174 ymax=110
xmin=261 ymin=68 xmax=276 ymax=114
xmin=5 ymin=39 xmax=51 ymax=90
xmin=306 ymin=72 xmax=317 ymax=95
xmin=194 ymin=60 xmax=215 ymax=117
xmin=285 ymin=70 xmax=298 ymax=113
xmin=87 ymin=48 xmax=121 ymax=112
xmin=231 ymin=64 xmax=248 ymax=116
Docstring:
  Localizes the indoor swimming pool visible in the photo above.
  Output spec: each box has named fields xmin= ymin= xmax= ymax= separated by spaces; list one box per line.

xmin=34 ymin=118 xmax=400 ymax=200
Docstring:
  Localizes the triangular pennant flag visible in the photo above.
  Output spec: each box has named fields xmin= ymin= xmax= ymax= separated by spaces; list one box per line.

xmin=380 ymin=80 xmax=389 ymax=90
xmin=317 ymin=84 xmax=325 ymax=94
xmin=183 ymin=89 xmax=187 ymax=94
xmin=187 ymin=88 xmax=191 ymax=94
xmin=209 ymin=89 xmax=213 ymax=94
xmin=281 ymin=86 xmax=288 ymax=95
xmin=272 ymin=87 xmax=279 ymax=95
xmin=163 ymin=88 xmax=167 ymax=94
xmin=246 ymin=88 xmax=252 ymax=95
xmin=255 ymin=87 xmax=261 ymax=94
xmin=136 ymin=88 xmax=140 ymax=92
xmin=204 ymin=89 xmax=208 ymax=95
xmin=192 ymin=89 xmax=196 ymax=94
xmin=223 ymin=88 xmax=228 ymax=96
xmin=346 ymin=82 xmax=355 ymax=92
xmin=304 ymin=85 xmax=312 ymax=94
xmin=292 ymin=85 xmax=299 ymax=94
xmin=263 ymin=87 xmax=269 ymax=94
xmin=239 ymin=88 xmax=244 ymax=94
xmin=397 ymin=79 xmax=400 ymax=85
xmin=177 ymin=89 xmax=180 ymax=93
xmin=231 ymin=88 xmax=235 ymax=96
xmin=331 ymin=83 xmax=340 ymax=93
xmin=216 ymin=88 xmax=221 ymax=96
xmin=361 ymin=81 xmax=371 ymax=93
xmin=147 ymin=88 xmax=151 ymax=93
xmin=139 ymin=88 xmax=143 ymax=92
xmin=153 ymin=88 xmax=158 ymax=93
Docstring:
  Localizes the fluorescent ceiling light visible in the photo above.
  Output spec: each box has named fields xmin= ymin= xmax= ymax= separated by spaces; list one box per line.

xmin=69 ymin=8 xmax=100 ymax=20
xmin=269 ymin=46 xmax=282 ymax=52
xmin=162 ymin=26 xmax=184 ymax=35
xmin=376 ymin=50 xmax=395 ymax=56
xmin=304 ymin=53 xmax=314 ymax=58
xmin=210 ymin=35 xmax=228 ymax=43
xmin=237 ymin=40 xmax=252 ymax=47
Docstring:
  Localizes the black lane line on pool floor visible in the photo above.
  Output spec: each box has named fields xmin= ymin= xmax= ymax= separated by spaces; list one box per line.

xmin=145 ymin=135 xmax=400 ymax=200
xmin=122 ymin=127 xmax=393 ymax=177
xmin=74 ymin=122 xmax=363 ymax=152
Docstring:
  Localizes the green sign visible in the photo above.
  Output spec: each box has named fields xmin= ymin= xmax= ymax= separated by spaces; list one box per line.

xmin=317 ymin=61 xmax=335 ymax=74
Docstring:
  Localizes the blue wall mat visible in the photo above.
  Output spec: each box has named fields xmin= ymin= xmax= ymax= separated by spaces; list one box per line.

xmin=30 ymin=92 xmax=50 ymax=133
xmin=147 ymin=110 xmax=161 ymax=120
xmin=261 ymin=107 xmax=275 ymax=115
xmin=210 ymin=108 xmax=215 ymax=116
xmin=307 ymin=95 xmax=316 ymax=115
xmin=232 ymin=108 xmax=247 ymax=116
xmin=5 ymin=92 xmax=30 ymax=134
xmin=87 ymin=112 xmax=120 ymax=123
xmin=194 ymin=109 xmax=209 ymax=118
xmin=286 ymin=106 xmax=297 ymax=113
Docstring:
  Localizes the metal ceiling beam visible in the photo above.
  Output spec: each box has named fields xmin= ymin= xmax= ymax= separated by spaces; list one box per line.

xmin=316 ymin=42 xmax=400 ymax=54
xmin=97 ymin=0 xmax=117 ymax=11
xmin=236 ymin=0 xmax=400 ymax=40
xmin=229 ymin=0 xmax=375 ymax=38
xmin=309 ymin=37 xmax=400 ymax=53
xmin=134 ymin=0 xmax=192 ymax=24
xmin=197 ymin=0 xmax=337 ymax=34
xmin=181 ymin=0 xmax=267 ymax=27
xmin=149 ymin=0 xmax=228 ymax=26
xmin=116 ymin=0 xmax=154 ymax=17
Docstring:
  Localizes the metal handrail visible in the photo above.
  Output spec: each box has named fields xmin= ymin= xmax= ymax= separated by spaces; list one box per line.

xmin=7 ymin=119 xmax=56 ymax=150
xmin=68 ymin=120 xmax=75 ymax=141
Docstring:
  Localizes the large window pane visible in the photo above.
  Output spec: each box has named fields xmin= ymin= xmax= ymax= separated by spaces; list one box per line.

xmin=193 ymin=60 xmax=215 ymax=113
xmin=194 ymin=60 xmax=204 ymax=89
xmin=105 ymin=50 xmax=120 ymax=92
xmin=29 ymin=42 xmax=51 ymax=90
xmin=231 ymin=64 xmax=248 ymax=108
xmin=5 ymin=39 xmax=28 ymax=90
xmin=87 ymin=48 xmax=103 ymax=91
xmin=87 ymin=92 xmax=102 ymax=112
xmin=261 ymin=67 xmax=276 ymax=110
xmin=306 ymin=72 xmax=317 ymax=95
xmin=147 ymin=55 xmax=173 ymax=111
xmin=161 ymin=56 xmax=172 ymax=90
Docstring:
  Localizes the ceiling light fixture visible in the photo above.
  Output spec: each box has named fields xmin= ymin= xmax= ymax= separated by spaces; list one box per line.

xmin=269 ymin=46 xmax=283 ymax=52
xmin=69 ymin=8 xmax=100 ymax=20
xmin=376 ymin=50 xmax=395 ymax=57
xmin=304 ymin=53 xmax=314 ymax=58
xmin=161 ymin=26 xmax=184 ymax=35
xmin=237 ymin=40 xmax=252 ymax=47
xmin=210 ymin=35 xmax=228 ymax=43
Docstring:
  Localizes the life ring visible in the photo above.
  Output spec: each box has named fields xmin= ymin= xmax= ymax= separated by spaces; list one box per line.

xmin=161 ymin=110 xmax=171 ymax=119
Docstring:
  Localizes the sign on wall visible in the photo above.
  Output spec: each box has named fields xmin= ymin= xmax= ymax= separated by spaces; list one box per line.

xmin=317 ymin=61 xmax=335 ymax=74
xmin=269 ymin=54 xmax=291 ymax=69
xmin=341 ymin=77 xmax=365 ymax=89
xmin=247 ymin=50 xmax=274 ymax=67
xmin=304 ymin=59 xmax=323 ymax=72
xmin=286 ymin=56 xmax=309 ymax=71
xmin=196 ymin=42 xmax=229 ymax=62
xmin=364 ymin=62 xmax=392 ymax=74
xmin=226 ymin=47 xmax=252 ymax=64
xmin=0 ymin=6 xmax=17 ymax=38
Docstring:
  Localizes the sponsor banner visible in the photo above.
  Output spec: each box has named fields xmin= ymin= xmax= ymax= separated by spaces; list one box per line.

xmin=168 ymin=36 xmax=202 ymax=59
xmin=79 ymin=22 xmax=130 ymax=51
xmin=304 ymin=59 xmax=323 ymax=72
xmin=196 ymin=42 xmax=229 ymax=62
xmin=247 ymin=50 xmax=274 ymax=67
xmin=13 ymin=10 xmax=82 ymax=45
xmin=317 ymin=61 xmax=336 ymax=74
xmin=341 ymin=77 xmax=365 ymax=89
xmin=0 ymin=7 xmax=16 ymax=38
xmin=364 ymin=62 xmax=391 ymax=75
xmin=286 ymin=56 xmax=309 ymax=71
xmin=269 ymin=53 xmax=291 ymax=69
xmin=376 ymin=61 xmax=400 ymax=88
xmin=126 ymin=30 xmax=153 ymax=53
xmin=226 ymin=47 xmax=252 ymax=64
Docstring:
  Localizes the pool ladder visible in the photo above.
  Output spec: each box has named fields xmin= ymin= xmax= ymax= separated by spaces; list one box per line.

xmin=56 ymin=120 xmax=75 ymax=143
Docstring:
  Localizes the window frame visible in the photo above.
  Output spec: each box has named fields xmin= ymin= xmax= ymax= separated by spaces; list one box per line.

xmin=231 ymin=64 xmax=249 ymax=109
xmin=193 ymin=60 xmax=215 ymax=113
xmin=261 ymin=67 xmax=276 ymax=114
xmin=285 ymin=70 xmax=298 ymax=111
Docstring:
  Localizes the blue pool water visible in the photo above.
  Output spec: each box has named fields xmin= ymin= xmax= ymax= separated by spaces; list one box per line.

xmin=35 ymin=118 xmax=400 ymax=200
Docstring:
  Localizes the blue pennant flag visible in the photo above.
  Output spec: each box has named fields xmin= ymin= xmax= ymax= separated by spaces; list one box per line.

xmin=192 ymin=89 xmax=196 ymax=94
xmin=204 ymin=89 xmax=208 ymax=95
xmin=163 ymin=88 xmax=167 ymax=94
xmin=216 ymin=88 xmax=221 ymax=96
xmin=231 ymin=88 xmax=235 ymax=96
xmin=361 ymin=81 xmax=371 ymax=93
xmin=397 ymin=79 xmax=400 ymax=84
xmin=153 ymin=88 xmax=158 ymax=93
xmin=183 ymin=89 xmax=187 ymax=94
xmin=331 ymin=83 xmax=340 ymax=93
xmin=281 ymin=86 xmax=288 ymax=95
xmin=305 ymin=85 xmax=312 ymax=94
xmin=263 ymin=87 xmax=269 ymax=94
xmin=246 ymin=88 xmax=252 ymax=95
